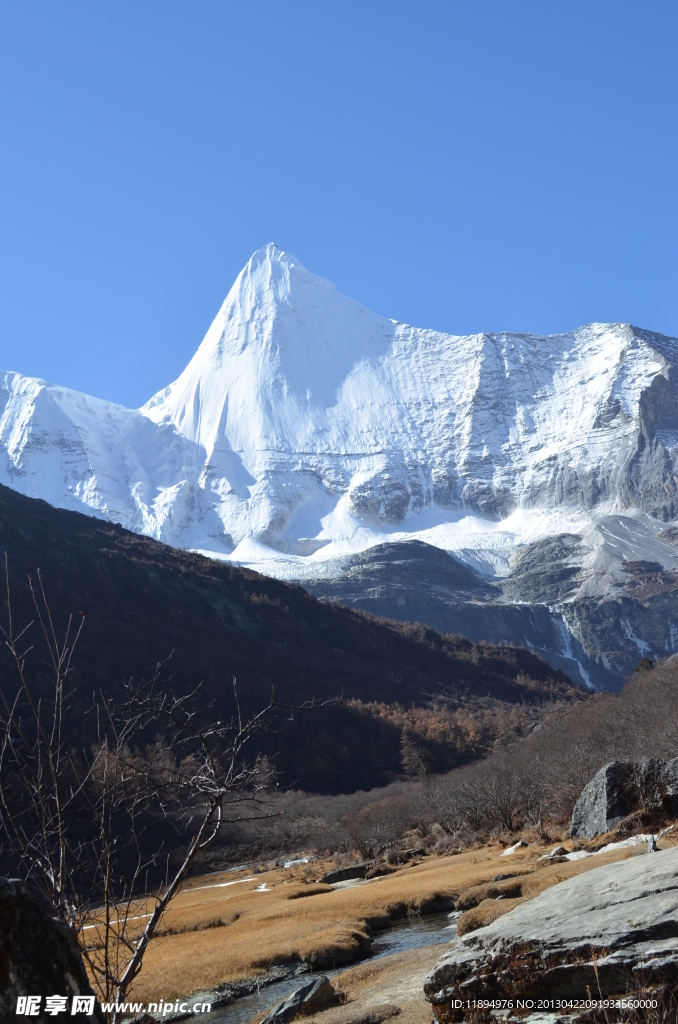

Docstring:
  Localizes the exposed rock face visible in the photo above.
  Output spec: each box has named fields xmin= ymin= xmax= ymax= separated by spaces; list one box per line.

xmin=0 ymin=878 xmax=103 ymax=1022
xmin=259 ymin=976 xmax=339 ymax=1023
xmin=569 ymin=761 xmax=636 ymax=839
xmin=662 ymin=757 xmax=678 ymax=802
xmin=304 ymin=520 xmax=678 ymax=692
xmin=570 ymin=758 xmax=678 ymax=839
xmin=627 ymin=370 xmax=678 ymax=521
xmin=424 ymin=847 xmax=678 ymax=1018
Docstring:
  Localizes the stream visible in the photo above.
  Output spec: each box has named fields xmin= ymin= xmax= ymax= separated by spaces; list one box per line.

xmin=204 ymin=911 xmax=457 ymax=1024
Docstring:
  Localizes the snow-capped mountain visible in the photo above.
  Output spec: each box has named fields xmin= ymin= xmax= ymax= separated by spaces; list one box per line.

xmin=3 ymin=243 xmax=678 ymax=687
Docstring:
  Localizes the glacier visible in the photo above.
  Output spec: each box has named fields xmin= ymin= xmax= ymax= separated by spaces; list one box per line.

xmin=3 ymin=243 xmax=678 ymax=688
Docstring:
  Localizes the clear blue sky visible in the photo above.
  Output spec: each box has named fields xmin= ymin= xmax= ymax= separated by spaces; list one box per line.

xmin=0 ymin=2 xmax=676 ymax=408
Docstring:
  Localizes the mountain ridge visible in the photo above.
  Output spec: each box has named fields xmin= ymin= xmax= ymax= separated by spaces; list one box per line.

xmin=2 ymin=244 xmax=678 ymax=688
xmin=3 ymin=244 xmax=678 ymax=557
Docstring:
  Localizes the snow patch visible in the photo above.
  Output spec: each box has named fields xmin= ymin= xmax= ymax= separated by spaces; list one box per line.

xmin=620 ymin=618 xmax=652 ymax=656
xmin=577 ymin=661 xmax=596 ymax=691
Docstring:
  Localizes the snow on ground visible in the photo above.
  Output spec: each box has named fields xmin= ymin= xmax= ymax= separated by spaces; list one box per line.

xmin=206 ymin=503 xmax=592 ymax=582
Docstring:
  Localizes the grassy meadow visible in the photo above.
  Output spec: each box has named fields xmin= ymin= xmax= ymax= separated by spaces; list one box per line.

xmin=113 ymin=830 xmax=678 ymax=1007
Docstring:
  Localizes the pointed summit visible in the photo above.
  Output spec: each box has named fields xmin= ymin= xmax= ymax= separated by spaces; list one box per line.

xmin=142 ymin=244 xmax=393 ymax=455
xmin=1 ymin=245 xmax=677 ymax=598
xmin=1 ymin=247 xmax=678 ymax=692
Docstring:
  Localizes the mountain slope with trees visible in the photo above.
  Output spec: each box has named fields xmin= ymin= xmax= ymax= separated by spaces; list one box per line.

xmin=0 ymin=484 xmax=579 ymax=792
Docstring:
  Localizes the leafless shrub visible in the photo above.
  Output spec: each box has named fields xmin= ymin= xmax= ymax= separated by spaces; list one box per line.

xmin=342 ymin=795 xmax=411 ymax=859
xmin=0 ymin=559 xmax=333 ymax=1022
xmin=482 ymin=761 xmax=521 ymax=833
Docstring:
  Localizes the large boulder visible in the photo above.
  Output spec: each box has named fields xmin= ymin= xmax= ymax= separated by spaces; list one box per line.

xmin=569 ymin=760 xmax=635 ymax=839
xmin=318 ymin=861 xmax=372 ymax=884
xmin=259 ymin=976 xmax=340 ymax=1023
xmin=570 ymin=757 xmax=678 ymax=840
xmin=0 ymin=878 xmax=103 ymax=1022
xmin=424 ymin=846 xmax=678 ymax=1020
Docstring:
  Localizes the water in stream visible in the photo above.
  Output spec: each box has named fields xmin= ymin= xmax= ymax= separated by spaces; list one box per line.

xmin=205 ymin=912 xmax=457 ymax=1024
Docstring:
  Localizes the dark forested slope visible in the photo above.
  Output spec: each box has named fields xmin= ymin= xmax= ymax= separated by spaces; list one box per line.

xmin=0 ymin=484 xmax=580 ymax=791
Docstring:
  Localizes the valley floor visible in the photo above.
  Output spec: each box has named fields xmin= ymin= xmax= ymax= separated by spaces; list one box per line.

xmin=119 ymin=829 xmax=678 ymax=1019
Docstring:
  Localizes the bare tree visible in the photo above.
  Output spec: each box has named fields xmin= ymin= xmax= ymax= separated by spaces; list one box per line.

xmin=0 ymin=559 xmax=331 ymax=1021
xmin=343 ymin=795 xmax=411 ymax=860
xmin=483 ymin=762 xmax=520 ymax=833
xmin=75 ymin=676 xmax=285 ymax=1015
xmin=0 ymin=561 xmax=87 ymax=922
xmin=520 ymin=771 xmax=546 ymax=830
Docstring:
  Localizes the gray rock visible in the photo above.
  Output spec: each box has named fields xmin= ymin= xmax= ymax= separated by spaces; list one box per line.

xmin=318 ymin=861 xmax=372 ymax=884
xmin=570 ymin=760 xmax=635 ymax=839
xmin=537 ymin=845 xmax=568 ymax=862
xmin=424 ymin=847 xmax=678 ymax=1017
xmin=0 ymin=878 xmax=103 ymax=1022
xmin=571 ymin=758 xmax=678 ymax=840
xmin=259 ymin=976 xmax=339 ymax=1023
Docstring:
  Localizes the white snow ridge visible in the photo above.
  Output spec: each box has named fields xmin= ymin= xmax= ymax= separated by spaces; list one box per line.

xmin=2 ymin=243 xmax=678 ymax=586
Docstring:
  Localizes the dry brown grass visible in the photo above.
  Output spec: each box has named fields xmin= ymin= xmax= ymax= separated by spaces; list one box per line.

xmin=118 ymin=833 xmax=678 ymax=1004
xmin=457 ymin=896 xmax=524 ymax=935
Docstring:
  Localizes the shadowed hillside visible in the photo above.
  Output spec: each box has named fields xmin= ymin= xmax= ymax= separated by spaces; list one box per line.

xmin=0 ymin=484 xmax=580 ymax=792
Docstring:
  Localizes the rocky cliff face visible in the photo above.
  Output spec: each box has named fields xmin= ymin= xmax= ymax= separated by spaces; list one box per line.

xmin=299 ymin=520 xmax=678 ymax=690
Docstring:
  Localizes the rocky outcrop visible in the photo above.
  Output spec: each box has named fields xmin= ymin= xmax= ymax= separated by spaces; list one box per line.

xmin=259 ymin=976 xmax=340 ymax=1023
xmin=318 ymin=862 xmax=372 ymax=884
xmin=0 ymin=878 xmax=103 ymax=1022
xmin=569 ymin=761 xmax=635 ymax=839
xmin=570 ymin=758 xmax=678 ymax=839
xmin=626 ymin=371 xmax=678 ymax=521
xmin=424 ymin=847 xmax=678 ymax=1019
xmin=662 ymin=758 xmax=678 ymax=804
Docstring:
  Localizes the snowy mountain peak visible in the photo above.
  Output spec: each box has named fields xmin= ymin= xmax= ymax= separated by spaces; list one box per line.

xmin=142 ymin=244 xmax=394 ymax=456
xmin=2 ymin=247 xmax=678 ymax=573
xmin=4 ymin=246 xmax=678 ymax=691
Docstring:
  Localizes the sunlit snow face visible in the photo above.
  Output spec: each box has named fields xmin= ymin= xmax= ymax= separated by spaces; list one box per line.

xmin=1 ymin=247 xmax=676 ymax=576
